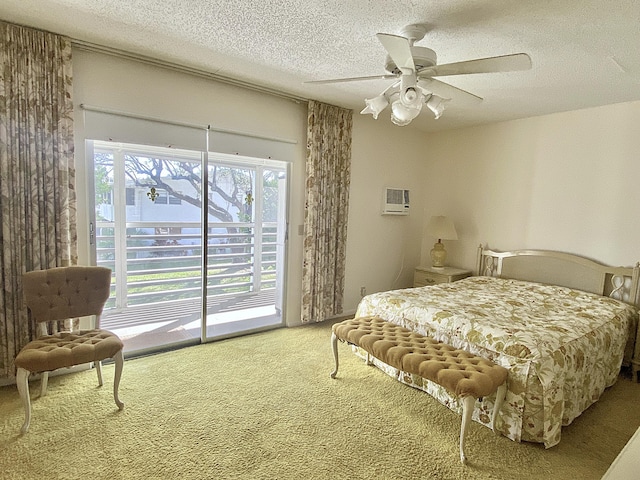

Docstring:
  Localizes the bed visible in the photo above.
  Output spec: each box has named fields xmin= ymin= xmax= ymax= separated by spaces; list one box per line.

xmin=354 ymin=246 xmax=640 ymax=448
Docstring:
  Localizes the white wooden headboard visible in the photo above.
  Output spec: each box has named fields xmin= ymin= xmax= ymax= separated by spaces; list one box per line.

xmin=476 ymin=245 xmax=640 ymax=307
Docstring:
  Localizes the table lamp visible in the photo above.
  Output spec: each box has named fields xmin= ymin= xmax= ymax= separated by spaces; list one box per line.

xmin=425 ymin=215 xmax=458 ymax=268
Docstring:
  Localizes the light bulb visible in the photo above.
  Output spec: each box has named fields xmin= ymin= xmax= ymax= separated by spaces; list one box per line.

xmin=401 ymin=87 xmax=419 ymax=104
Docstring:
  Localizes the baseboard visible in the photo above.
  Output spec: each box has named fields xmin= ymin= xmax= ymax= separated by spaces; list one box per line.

xmin=286 ymin=308 xmax=357 ymax=327
xmin=328 ymin=310 xmax=356 ymax=321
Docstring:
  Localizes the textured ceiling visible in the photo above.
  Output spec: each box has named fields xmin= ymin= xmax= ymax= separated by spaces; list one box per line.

xmin=2 ymin=0 xmax=640 ymax=132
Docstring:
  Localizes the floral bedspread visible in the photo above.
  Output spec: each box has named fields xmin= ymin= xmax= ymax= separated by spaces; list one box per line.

xmin=354 ymin=276 xmax=637 ymax=448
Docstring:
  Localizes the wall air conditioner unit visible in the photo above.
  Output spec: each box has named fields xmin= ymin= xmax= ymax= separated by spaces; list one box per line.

xmin=382 ymin=187 xmax=410 ymax=215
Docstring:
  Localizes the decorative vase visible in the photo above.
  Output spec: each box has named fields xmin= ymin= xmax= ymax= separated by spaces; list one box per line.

xmin=430 ymin=241 xmax=447 ymax=268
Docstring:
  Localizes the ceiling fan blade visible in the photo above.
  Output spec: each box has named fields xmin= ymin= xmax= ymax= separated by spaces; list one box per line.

xmin=418 ymin=53 xmax=532 ymax=77
xmin=418 ymin=78 xmax=483 ymax=103
xmin=376 ymin=33 xmax=415 ymax=72
xmin=304 ymin=74 xmax=397 ymax=85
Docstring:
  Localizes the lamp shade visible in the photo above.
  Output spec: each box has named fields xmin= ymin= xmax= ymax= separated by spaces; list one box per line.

xmin=426 ymin=95 xmax=450 ymax=120
xmin=390 ymin=100 xmax=422 ymax=126
xmin=425 ymin=215 xmax=458 ymax=241
xmin=361 ymin=94 xmax=389 ymax=119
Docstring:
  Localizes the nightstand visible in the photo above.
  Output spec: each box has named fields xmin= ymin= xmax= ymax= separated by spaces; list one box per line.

xmin=414 ymin=266 xmax=472 ymax=287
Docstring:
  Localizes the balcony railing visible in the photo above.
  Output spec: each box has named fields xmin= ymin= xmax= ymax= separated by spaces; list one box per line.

xmin=96 ymin=221 xmax=279 ymax=311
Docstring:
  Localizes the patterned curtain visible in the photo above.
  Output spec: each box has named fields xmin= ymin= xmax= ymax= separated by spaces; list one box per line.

xmin=301 ymin=101 xmax=352 ymax=323
xmin=0 ymin=22 xmax=77 ymax=379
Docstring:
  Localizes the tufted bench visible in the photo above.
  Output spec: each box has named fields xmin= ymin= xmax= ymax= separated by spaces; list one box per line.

xmin=330 ymin=316 xmax=508 ymax=464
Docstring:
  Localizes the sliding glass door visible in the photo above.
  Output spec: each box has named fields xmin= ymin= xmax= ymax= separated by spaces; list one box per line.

xmin=90 ymin=141 xmax=287 ymax=354
xmin=203 ymin=158 xmax=287 ymax=339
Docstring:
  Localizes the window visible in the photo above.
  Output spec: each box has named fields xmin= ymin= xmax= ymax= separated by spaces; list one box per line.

xmin=84 ymin=110 xmax=294 ymax=347
xmin=154 ymin=190 xmax=168 ymax=204
xmin=126 ymin=188 xmax=136 ymax=206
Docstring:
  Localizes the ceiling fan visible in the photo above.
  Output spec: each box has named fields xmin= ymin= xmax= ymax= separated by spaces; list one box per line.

xmin=305 ymin=24 xmax=532 ymax=126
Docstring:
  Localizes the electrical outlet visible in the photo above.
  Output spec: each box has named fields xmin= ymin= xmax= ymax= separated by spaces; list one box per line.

xmin=360 ymin=286 xmax=366 ymax=297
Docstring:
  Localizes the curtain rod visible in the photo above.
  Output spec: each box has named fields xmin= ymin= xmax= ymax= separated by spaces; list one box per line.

xmin=80 ymin=104 xmax=298 ymax=145
xmin=72 ymin=39 xmax=308 ymax=105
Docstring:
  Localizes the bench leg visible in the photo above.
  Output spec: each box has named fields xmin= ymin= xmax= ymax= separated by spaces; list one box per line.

xmin=492 ymin=382 xmax=507 ymax=434
xmin=330 ymin=332 xmax=339 ymax=379
xmin=459 ymin=395 xmax=475 ymax=464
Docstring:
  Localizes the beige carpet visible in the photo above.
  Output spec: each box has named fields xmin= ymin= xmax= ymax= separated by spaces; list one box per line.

xmin=1 ymin=320 xmax=640 ymax=480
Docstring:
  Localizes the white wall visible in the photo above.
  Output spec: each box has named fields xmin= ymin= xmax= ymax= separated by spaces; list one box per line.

xmin=420 ymin=100 xmax=640 ymax=271
xmin=72 ymin=48 xmax=428 ymax=325
xmin=343 ymin=115 xmax=428 ymax=311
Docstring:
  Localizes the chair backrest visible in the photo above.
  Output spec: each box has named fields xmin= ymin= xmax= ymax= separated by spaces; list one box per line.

xmin=22 ymin=266 xmax=112 ymax=323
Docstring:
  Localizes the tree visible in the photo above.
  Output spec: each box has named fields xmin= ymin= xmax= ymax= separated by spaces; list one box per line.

xmin=93 ymin=149 xmax=283 ymax=299
xmin=94 ymin=152 xmax=256 ymax=220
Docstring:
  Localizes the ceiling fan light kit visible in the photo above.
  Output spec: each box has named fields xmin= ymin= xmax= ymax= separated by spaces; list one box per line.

xmin=361 ymin=93 xmax=390 ymax=119
xmin=390 ymin=99 xmax=421 ymax=126
xmin=361 ymin=76 xmax=450 ymax=125
xmin=306 ymin=23 xmax=532 ymax=127
xmin=426 ymin=95 xmax=450 ymax=120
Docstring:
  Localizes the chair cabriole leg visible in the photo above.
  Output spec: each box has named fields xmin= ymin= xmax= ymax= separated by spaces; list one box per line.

xmin=16 ymin=367 xmax=31 ymax=434
xmin=330 ymin=332 xmax=339 ymax=379
xmin=459 ymin=395 xmax=476 ymax=464
xmin=113 ymin=349 xmax=125 ymax=410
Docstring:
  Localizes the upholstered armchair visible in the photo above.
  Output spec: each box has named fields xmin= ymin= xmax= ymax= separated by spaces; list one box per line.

xmin=14 ymin=266 xmax=125 ymax=433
